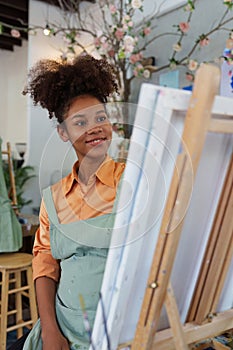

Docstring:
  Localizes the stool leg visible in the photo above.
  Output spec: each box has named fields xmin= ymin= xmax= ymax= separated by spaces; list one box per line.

xmin=0 ymin=270 xmax=9 ymax=350
xmin=26 ymin=267 xmax=38 ymax=325
xmin=15 ymin=270 xmax=23 ymax=338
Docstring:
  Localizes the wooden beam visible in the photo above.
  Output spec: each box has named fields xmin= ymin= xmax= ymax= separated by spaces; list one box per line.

xmin=0 ymin=15 xmax=27 ymax=29
xmin=165 ymin=283 xmax=189 ymax=350
xmin=208 ymin=119 xmax=233 ymax=134
xmin=0 ymin=42 xmax=14 ymax=51
xmin=35 ymin=0 xmax=95 ymax=9
xmin=0 ymin=4 xmax=28 ymax=23
xmin=153 ymin=309 xmax=233 ymax=350
xmin=0 ymin=0 xmax=28 ymax=12
xmin=212 ymin=233 xmax=233 ymax=313
xmin=0 ymin=35 xmax=22 ymax=46
xmin=117 ymin=310 xmax=233 ymax=350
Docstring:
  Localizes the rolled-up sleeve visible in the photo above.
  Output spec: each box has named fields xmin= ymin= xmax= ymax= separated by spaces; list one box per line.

xmin=32 ymin=198 xmax=60 ymax=282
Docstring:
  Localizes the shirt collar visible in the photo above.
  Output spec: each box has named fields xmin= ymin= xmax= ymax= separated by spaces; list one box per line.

xmin=96 ymin=155 xmax=116 ymax=188
xmin=63 ymin=155 xmax=116 ymax=195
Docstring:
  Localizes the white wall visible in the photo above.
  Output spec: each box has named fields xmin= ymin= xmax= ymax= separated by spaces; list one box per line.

xmin=0 ymin=41 xmax=28 ymax=156
xmin=2 ymin=0 xmax=232 ymax=212
xmin=23 ymin=0 xmax=77 ymax=211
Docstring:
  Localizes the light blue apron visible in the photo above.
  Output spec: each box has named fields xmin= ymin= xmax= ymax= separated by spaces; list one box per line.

xmin=23 ymin=180 xmax=121 ymax=350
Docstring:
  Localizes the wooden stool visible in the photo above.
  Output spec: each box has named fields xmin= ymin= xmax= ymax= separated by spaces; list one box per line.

xmin=0 ymin=253 xmax=38 ymax=349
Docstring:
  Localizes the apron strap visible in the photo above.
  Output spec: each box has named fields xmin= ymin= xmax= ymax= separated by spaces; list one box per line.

xmin=42 ymin=186 xmax=59 ymax=226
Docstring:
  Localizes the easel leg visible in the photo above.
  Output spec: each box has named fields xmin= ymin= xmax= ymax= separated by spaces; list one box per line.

xmin=165 ymin=282 xmax=189 ymax=350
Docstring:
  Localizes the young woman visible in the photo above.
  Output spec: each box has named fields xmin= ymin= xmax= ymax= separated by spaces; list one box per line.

xmin=10 ymin=54 xmax=125 ymax=350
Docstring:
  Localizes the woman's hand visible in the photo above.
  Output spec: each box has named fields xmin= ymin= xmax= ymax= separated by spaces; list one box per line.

xmin=42 ymin=328 xmax=70 ymax=350
xmin=35 ymin=277 xmax=70 ymax=349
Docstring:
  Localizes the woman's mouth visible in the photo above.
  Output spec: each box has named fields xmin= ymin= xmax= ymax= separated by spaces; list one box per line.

xmin=86 ymin=138 xmax=107 ymax=146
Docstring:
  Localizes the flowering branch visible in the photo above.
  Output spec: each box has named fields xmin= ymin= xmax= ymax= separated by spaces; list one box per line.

xmin=2 ymin=0 xmax=233 ymax=105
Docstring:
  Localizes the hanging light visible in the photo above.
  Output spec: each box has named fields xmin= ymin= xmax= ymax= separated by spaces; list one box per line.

xmin=43 ymin=24 xmax=51 ymax=36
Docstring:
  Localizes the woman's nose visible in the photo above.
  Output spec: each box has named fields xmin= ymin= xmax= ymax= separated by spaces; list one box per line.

xmin=86 ymin=125 xmax=103 ymax=134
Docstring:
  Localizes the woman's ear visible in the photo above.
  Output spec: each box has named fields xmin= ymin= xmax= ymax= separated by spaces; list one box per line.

xmin=57 ymin=125 xmax=69 ymax=142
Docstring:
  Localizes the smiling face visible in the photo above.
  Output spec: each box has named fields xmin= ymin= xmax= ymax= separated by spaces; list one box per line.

xmin=57 ymin=95 xmax=112 ymax=163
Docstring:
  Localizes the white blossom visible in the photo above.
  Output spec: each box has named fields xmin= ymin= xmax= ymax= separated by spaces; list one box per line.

xmin=188 ymin=59 xmax=198 ymax=71
xmin=143 ymin=69 xmax=151 ymax=79
xmin=173 ymin=43 xmax=182 ymax=52
xmin=131 ymin=0 xmax=142 ymax=9
xmin=123 ymin=35 xmax=135 ymax=53
xmin=123 ymin=35 xmax=135 ymax=46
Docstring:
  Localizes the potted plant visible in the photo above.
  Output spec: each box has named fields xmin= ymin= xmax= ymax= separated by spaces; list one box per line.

xmin=3 ymin=160 xmax=35 ymax=210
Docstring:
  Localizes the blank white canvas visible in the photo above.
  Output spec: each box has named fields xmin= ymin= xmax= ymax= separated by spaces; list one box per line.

xmin=90 ymin=84 xmax=233 ymax=350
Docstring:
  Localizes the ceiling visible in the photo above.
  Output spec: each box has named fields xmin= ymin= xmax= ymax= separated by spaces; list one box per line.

xmin=0 ymin=0 xmax=28 ymax=51
xmin=0 ymin=0 xmax=95 ymax=52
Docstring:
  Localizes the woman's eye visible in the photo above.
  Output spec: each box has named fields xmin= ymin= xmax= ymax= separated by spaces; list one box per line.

xmin=75 ymin=120 xmax=86 ymax=127
xmin=97 ymin=115 xmax=107 ymax=122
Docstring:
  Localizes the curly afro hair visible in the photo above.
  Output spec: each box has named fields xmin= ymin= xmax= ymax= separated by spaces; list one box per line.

xmin=23 ymin=54 xmax=119 ymax=123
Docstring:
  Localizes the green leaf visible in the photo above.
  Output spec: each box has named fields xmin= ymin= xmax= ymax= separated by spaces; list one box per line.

xmin=68 ymin=46 xmax=76 ymax=54
xmin=223 ymin=0 xmax=233 ymax=9
xmin=118 ymin=50 xmax=126 ymax=59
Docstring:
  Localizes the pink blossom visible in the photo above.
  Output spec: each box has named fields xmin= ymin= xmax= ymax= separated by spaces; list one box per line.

xmin=129 ymin=53 xmax=142 ymax=64
xmin=122 ymin=16 xmax=133 ymax=30
xmin=124 ymin=44 xmax=134 ymax=54
xmin=108 ymin=49 xmax=115 ymax=57
xmin=199 ymin=37 xmax=210 ymax=47
xmin=179 ymin=22 xmax=190 ymax=33
xmin=186 ymin=72 xmax=194 ymax=82
xmin=143 ymin=27 xmax=151 ymax=36
xmin=11 ymin=29 xmax=21 ymax=38
xmin=110 ymin=4 xmax=117 ymax=14
xmin=115 ymin=28 xmax=124 ymax=41
xmin=123 ymin=22 xmax=133 ymax=31
xmin=101 ymin=40 xmax=109 ymax=50
xmin=133 ymin=63 xmax=143 ymax=77
xmin=94 ymin=37 xmax=101 ymax=47
xmin=63 ymin=35 xmax=70 ymax=44
xmin=75 ymin=33 xmax=81 ymax=40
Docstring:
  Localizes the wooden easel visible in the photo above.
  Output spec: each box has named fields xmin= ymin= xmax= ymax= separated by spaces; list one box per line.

xmin=130 ymin=64 xmax=233 ymax=349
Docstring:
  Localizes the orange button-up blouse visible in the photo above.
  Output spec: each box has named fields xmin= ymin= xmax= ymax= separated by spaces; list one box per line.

xmin=32 ymin=156 xmax=125 ymax=282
